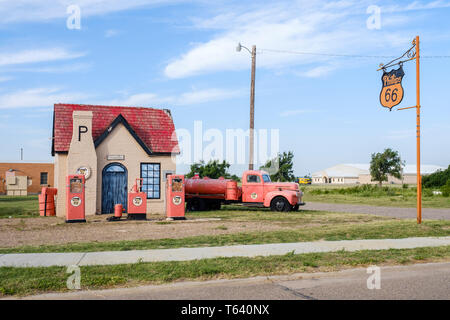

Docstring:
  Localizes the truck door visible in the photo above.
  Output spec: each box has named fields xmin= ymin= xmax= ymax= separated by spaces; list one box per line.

xmin=242 ymin=173 xmax=264 ymax=203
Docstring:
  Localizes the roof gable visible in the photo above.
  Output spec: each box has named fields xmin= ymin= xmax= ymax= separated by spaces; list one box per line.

xmin=52 ymin=104 xmax=179 ymax=155
xmin=95 ymin=114 xmax=152 ymax=155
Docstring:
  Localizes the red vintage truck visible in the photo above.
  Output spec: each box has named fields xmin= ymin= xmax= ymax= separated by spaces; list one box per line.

xmin=185 ymin=170 xmax=305 ymax=212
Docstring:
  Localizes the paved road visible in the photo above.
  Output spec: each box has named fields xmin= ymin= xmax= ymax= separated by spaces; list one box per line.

xmin=304 ymin=202 xmax=450 ymax=220
xmin=1 ymin=236 xmax=449 ymax=267
xmin=18 ymin=262 xmax=450 ymax=300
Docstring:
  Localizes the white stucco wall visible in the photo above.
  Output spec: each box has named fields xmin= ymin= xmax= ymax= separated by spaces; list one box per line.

xmin=55 ymin=121 xmax=176 ymax=217
xmin=95 ymin=122 xmax=176 ymax=215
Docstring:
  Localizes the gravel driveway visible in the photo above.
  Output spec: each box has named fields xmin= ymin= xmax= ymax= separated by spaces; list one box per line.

xmin=304 ymin=202 xmax=450 ymax=220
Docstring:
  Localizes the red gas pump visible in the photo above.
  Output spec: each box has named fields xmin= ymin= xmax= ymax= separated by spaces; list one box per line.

xmin=66 ymin=175 xmax=86 ymax=223
xmin=127 ymin=178 xmax=147 ymax=220
xmin=166 ymin=174 xmax=185 ymax=220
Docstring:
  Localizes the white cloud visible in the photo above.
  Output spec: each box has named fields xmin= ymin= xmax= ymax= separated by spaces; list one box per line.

xmin=107 ymin=93 xmax=171 ymax=106
xmin=0 ymin=88 xmax=90 ymax=109
xmin=384 ymin=0 xmax=450 ymax=13
xmin=0 ymin=48 xmax=86 ymax=67
xmin=280 ymin=109 xmax=318 ymax=117
xmin=106 ymin=88 xmax=242 ymax=107
xmin=164 ymin=0 xmax=422 ymax=79
xmin=299 ymin=65 xmax=337 ymax=78
xmin=0 ymin=76 xmax=13 ymax=82
xmin=177 ymin=88 xmax=241 ymax=105
xmin=0 ymin=0 xmax=182 ymax=24
xmin=105 ymin=29 xmax=120 ymax=38
xmin=9 ymin=63 xmax=92 ymax=73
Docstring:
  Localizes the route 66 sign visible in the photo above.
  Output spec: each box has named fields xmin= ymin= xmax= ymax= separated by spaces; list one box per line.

xmin=380 ymin=66 xmax=404 ymax=110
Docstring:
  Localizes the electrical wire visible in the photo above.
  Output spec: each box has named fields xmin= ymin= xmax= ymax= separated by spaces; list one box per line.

xmin=258 ymin=48 xmax=450 ymax=59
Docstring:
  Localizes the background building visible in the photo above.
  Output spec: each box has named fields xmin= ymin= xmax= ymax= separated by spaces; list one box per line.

xmin=0 ymin=162 xmax=54 ymax=195
xmin=312 ymin=164 xmax=445 ymax=185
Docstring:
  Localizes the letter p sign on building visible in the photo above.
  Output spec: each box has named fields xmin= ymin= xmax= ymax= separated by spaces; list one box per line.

xmin=78 ymin=126 xmax=88 ymax=141
xmin=380 ymin=66 xmax=405 ymax=111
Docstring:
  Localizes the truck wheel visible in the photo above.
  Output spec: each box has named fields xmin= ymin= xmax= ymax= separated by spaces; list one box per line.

xmin=271 ymin=197 xmax=291 ymax=212
xmin=197 ymin=198 xmax=207 ymax=211
xmin=210 ymin=200 xmax=221 ymax=211
xmin=187 ymin=198 xmax=206 ymax=211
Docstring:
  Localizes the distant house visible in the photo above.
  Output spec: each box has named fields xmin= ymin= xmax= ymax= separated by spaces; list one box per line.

xmin=0 ymin=162 xmax=54 ymax=195
xmin=312 ymin=163 xmax=444 ymax=185
xmin=52 ymin=103 xmax=179 ymax=216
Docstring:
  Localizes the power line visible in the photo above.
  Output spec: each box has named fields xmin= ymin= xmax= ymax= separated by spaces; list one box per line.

xmin=259 ymin=48 xmax=450 ymax=59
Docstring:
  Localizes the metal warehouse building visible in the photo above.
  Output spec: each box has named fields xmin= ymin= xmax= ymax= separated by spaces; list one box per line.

xmin=312 ymin=163 xmax=445 ymax=185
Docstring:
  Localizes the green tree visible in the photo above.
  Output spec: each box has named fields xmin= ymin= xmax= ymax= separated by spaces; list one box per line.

xmin=186 ymin=160 xmax=240 ymax=181
xmin=422 ymin=165 xmax=450 ymax=188
xmin=442 ymin=179 xmax=450 ymax=197
xmin=260 ymin=151 xmax=296 ymax=182
xmin=370 ymin=148 xmax=405 ymax=186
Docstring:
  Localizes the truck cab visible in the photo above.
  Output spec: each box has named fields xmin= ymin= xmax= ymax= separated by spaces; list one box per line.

xmin=242 ymin=170 xmax=304 ymax=211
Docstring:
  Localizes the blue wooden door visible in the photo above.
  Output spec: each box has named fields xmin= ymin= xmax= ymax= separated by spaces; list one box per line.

xmin=102 ymin=163 xmax=128 ymax=214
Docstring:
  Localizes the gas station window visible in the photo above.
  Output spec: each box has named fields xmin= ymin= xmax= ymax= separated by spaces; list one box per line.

xmin=141 ymin=163 xmax=160 ymax=199
xmin=40 ymin=172 xmax=48 ymax=185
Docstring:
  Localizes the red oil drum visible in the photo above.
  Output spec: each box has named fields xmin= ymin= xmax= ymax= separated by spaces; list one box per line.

xmin=39 ymin=187 xmax=57 ymax=216
xmin=114 ymin=204 xmax=123 ymax=218
xmin=225 ymin=180 xmax=239 ymax=200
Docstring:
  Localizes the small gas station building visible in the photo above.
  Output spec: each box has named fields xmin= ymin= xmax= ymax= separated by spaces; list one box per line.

xmin=52 ymin=104 xmax=179 ymax=217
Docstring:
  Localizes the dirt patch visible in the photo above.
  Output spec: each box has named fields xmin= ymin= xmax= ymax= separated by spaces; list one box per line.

xmin=0 ymin=215 xmax=298 ymax=248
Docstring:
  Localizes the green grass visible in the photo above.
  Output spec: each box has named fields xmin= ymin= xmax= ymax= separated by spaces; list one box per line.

xmin=301 ymin=185 xmax=450 ymax=208
xmin=188 ymin=205 xmax=383 ymax=222
xmin=1 ymin=218 xmax=449 ymax=254
xmin=1 ymin=246 xmax=449 ymax=297
xmin=0 ymin=195 xmax=39 ymax=218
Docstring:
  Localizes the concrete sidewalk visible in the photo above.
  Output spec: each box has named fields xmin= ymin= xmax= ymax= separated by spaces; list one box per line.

xmin=1 ymin=236 xmax=449 ymax=268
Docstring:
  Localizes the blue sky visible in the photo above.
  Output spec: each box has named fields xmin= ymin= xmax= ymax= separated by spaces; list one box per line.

xmin=0 ymin=0 xmax=449 ymax=176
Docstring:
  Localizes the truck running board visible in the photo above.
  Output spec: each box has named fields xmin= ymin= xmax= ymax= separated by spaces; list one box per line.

xmin=240 ymin=202 xmax=265 ymax=208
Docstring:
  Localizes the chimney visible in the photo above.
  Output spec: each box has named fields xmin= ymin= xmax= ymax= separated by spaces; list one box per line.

xmin=67 ymin=111 xmax=97 ymax=215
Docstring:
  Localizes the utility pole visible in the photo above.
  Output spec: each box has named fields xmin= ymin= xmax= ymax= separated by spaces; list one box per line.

xmin=383 ymin=35 xmax=422 ymax=223
xmin=236 ymin=43 xmax=256 ymax=170
xmin=249 ymin=45 xmax=256 ymax=170
xmin=415 ymin=35 xmax=422 ymax=224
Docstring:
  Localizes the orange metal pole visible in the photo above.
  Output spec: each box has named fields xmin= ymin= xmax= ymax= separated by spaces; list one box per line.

xmin=415 ymin=35 xmax=422 ymax=224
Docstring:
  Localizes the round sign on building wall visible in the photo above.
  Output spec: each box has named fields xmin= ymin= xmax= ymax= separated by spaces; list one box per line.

xmin=76 ymin=166 xmax=91 ymax=180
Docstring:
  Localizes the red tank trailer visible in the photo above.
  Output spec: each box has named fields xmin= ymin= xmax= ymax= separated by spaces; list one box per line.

xmin=185 ymin=170 xmax=304 ymax=212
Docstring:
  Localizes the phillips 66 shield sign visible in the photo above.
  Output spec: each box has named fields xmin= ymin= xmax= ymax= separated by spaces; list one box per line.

xmin=380 ymin=66 xmax=405 ymax=110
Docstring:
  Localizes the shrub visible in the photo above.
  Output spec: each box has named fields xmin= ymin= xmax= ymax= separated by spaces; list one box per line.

xmin=442 ymin=180 xmax=450 ymax=198
xmin=422 ymin=165 xmax=450 ymax=188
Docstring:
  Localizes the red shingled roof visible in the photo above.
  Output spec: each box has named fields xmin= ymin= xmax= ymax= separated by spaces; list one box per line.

xmin=52 ymin=104 xmax=179 ymax=155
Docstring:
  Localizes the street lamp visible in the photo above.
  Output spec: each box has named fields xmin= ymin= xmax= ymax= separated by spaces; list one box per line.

xmin=236 ymin=43 xmax=256 ymax=170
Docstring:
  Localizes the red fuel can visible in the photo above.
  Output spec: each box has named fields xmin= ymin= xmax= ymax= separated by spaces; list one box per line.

xmin=114 ymin=204 xmax=123 ymax=218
